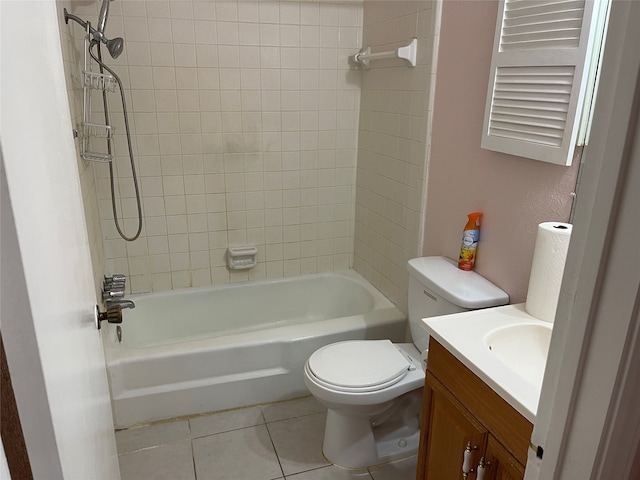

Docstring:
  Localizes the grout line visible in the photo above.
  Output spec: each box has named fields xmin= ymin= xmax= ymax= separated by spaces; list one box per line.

xmin=116 ymin=394 xmax=315 ymax=432
xmin=263 ymin=416 xmax=286 ymax=480
xmin=187 ymin=415 xmax=198 ymax=480
xmin=190 ymin=438 xmax=198 ymax=480
xmin=190 ymin=421 xmax=266 ymax=440
xmin=261 ymin=408 xmax=327 ymax=425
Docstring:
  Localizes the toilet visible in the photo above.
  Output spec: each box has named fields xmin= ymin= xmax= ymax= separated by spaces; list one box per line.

xmin=303 ymin=256 xmax=509 ymax=468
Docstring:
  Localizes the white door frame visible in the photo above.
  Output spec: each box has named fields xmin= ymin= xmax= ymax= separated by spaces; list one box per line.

xmin=526 ymin=0 xmax=640 ymax=478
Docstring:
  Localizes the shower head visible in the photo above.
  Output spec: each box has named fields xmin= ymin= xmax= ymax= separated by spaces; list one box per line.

xmin=96 ymin=0 xmax=122 ymax=58
xmin=63 ymin=7 xmax=124 ymax=59
xmin=105 ymin=37 xmax=124 ymax=59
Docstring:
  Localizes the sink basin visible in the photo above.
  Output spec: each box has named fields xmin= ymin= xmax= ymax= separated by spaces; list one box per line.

xmin=421 ymin=304 xmax=554 ymax=421
xmin=484 ymin=323 xmax=552 ymax=388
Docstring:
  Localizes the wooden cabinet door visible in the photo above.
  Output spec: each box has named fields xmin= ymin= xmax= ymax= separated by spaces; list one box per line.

xmin=483 ymin=435 xmax=525 ymax=480
xmin=419 ymin=373 xmax=488 ymax=480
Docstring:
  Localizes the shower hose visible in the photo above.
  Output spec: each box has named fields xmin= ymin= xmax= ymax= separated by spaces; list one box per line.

xmin=89 ymin=41 xmax=143 ymax=242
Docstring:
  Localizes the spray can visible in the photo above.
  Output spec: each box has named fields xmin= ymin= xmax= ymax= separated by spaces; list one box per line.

xmin=458 ymin=212 xmax=482 ymax=271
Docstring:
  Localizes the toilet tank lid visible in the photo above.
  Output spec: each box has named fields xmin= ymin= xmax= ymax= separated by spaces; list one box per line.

xmin=407 ymin=257 xmax=509 ymax=309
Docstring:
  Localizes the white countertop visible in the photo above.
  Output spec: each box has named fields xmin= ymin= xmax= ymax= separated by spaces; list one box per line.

xmin=421 ymin=303 xmax=551 ymax=423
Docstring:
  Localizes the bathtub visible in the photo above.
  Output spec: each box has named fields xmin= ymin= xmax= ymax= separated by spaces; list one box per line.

xmin=102 ymin=270 xmax=406 ymax=428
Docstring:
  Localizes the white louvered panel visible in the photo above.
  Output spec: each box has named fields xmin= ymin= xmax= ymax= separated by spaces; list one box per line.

xmin=482 ymin=0 xmax=601 ymax=165
xmin=489 ymin=123 xmax=563 ymax=146
xmin=500 ymin=0 xmax=585 ymax=50
xmin=488 ymin=65 xmax=575 ymax=147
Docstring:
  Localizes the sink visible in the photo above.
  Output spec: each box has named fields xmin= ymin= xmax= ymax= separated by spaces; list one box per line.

xmin=484 ymin=323 xmax=552 ymax=388
xmin=421 ymin=304 xmax=554 ymax=421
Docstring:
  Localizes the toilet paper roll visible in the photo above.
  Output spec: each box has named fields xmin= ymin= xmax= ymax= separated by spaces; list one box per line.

xmin=525 ymin=222 xmax=573 ymax=323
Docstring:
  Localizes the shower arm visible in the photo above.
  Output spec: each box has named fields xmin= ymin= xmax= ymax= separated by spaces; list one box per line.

xmin=64 ymin=9 xmax=107 ymax=44
xmin=64 ymin=8 xmax=123 ymax=59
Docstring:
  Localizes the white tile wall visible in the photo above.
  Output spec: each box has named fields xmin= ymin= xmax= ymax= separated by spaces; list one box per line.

xmin=354 ymin=0 xmax=440 ymax=313
xmin=56 ymin=0 xmax=108 ymax=300
xmin=59 ymin=0 xmax=363 ymax=294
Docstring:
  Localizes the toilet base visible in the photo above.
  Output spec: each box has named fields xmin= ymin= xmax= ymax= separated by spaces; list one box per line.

xmin=321 ymin=389 xmax=422 ymax=469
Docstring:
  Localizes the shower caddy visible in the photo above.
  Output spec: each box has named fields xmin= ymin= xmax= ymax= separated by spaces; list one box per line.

xmin=79 ymin=23 xmax=115 ymax=163
xmin=64 ymin=9 xmax=143 ymax=242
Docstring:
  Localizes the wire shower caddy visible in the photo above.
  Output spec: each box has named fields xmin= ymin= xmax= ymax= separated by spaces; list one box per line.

xmin=80 ymin=24 xmax=116 ymax=162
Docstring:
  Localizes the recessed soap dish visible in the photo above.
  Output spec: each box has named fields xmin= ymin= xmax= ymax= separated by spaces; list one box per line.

xmin=226 ymin=246 xmax=258 ymax=270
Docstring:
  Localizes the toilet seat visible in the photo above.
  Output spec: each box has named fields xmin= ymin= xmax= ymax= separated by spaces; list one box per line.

xmin=307 ymin=340 xmax=412 ymax=393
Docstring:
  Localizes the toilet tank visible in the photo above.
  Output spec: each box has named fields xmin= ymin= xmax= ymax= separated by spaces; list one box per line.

xmin=407 ymin=257 xmax=509 ymax=353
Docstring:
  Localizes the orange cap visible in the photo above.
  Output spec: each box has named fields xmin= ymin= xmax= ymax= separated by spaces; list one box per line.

xmin=465 ymin=212 xmax=483 ymax=229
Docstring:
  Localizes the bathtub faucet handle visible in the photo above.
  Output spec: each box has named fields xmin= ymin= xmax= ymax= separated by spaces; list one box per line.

xmin=101 ymin=273 xmax=133 ymax=317
xmin=102 ymin=287 xmax=125 ymax=301
xmin=104 ymin=274 xmax=126 ymax=289
xmin=105 ymin=274 xmax=126 ymax=284
xmin=102 ymin=273 xmax=127 ymax=302
xmin=104 ymin=280 xmax=125 ymax=291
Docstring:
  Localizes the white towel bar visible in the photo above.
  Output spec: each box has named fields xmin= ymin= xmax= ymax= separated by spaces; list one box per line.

xmin=351 ymin=38 xmax=417 ymax=69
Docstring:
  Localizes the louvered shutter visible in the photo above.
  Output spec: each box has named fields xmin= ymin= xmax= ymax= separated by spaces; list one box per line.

xmin=481 ymin=0 xmax=601 ymax=166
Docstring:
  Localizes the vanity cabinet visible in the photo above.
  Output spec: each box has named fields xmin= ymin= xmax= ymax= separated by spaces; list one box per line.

xmin=484 ymin=435 xmax=525 ymax=480
xmin=416 ymin=339 xmax=533 ymax=480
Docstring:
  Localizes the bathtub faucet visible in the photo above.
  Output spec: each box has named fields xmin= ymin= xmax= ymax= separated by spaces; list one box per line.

xmin=96 ymin=274 xmax=134 ymax=330
xmin=107 ymin=298 xmax=136 ymax=310
xmin=102 ymin=274 xmax=134 ymax=309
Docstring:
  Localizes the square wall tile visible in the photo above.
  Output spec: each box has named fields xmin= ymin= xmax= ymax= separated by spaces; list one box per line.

xmin=77 ymin=0 xmax=366 ymax=295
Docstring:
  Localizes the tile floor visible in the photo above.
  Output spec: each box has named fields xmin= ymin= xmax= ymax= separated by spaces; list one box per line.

xmin=116 ymin=396 xmax=418 ymax=480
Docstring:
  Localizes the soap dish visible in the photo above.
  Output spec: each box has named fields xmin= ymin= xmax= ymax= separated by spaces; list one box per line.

xmin=226 ymin=246 xmax=258 ymax=270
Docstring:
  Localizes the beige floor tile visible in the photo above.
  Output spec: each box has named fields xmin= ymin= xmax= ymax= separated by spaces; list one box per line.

xmin=266 ymin=412 xmax=329 ymax=476
xmin=368 ymin=455 xmax=418 ymax=480
xmin=116 ymin=420 xmax=190 ymax=454
xmin=287 ymin=465 xmax=373 ymax=479
xmin=192 ymin=425 xmax=283 ymax=480
xmin=189 ymin=405 xmax=264 ymax=438
xmin=119 ymin=441 xmax=195 ymax=480
xmin=261 ymin=395 xmax=326 ymax=423
xmin=114 ymin=397 xmax=411 ymax=480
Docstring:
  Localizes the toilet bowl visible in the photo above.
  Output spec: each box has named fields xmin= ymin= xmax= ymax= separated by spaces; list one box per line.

xmin=304 ymin=341 xmax=424 ymax=468
xmin=303 ymin=256 xmax=509 ymax=469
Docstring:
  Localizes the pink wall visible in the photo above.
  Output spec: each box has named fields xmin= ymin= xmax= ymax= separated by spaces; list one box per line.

xmin=423 ymin=0 xmax=580 ymax=303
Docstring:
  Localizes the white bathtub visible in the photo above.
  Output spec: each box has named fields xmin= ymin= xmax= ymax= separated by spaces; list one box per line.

xmin=102 ymin=270 xmax=406 ymax=428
